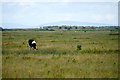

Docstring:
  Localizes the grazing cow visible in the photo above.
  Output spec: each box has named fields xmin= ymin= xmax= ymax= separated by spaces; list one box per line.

xmin=28 ymin=39 xmax=37 ymax=51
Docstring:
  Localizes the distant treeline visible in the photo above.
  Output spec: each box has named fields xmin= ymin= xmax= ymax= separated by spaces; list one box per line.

xmin=0 ymin=26 xmax=119 ymax=31
xmin=42 ymin=26 xmax=119 ymax=30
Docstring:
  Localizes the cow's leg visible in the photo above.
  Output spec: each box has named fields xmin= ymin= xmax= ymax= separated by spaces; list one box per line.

xmin=28 ymin=46 xmax=32 ymax=50
xmin=29 ymin=47 xmax=32 ymax=50
xmin=34 ymin=49 xmax=37 ymax=51
xmin=28 ymin=44 xmax=32 ymax=50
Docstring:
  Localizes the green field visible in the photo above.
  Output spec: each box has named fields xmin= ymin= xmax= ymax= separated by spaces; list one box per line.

xmin=2 ymin=30 xmax=119 ymax=78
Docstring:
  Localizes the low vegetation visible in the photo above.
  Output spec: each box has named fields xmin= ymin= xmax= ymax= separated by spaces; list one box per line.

xmin=2 ymin=30 xmax=119 ymax=78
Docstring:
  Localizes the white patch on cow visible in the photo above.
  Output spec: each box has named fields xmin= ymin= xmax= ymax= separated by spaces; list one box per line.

xmin=32 ymin=41 xmax=36 ymax=44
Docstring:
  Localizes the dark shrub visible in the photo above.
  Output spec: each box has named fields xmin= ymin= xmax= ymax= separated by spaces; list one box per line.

xmin=77 ymin=45 xmax=82 ymax=50
xmin=49 ymin=29 xmax=55 ymax=31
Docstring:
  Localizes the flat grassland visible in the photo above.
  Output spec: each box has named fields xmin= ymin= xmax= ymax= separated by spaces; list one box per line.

xmin=2 ymin=30 xmax=119 ymax=78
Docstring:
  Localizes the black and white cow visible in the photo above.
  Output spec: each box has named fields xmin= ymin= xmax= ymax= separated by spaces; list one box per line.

xmin=28 ymin=39 xmax=37 ymax=50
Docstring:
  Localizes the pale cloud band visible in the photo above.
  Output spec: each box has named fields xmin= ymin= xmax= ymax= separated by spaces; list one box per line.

xmin=1 ymin=0 xmax=120 ymax=2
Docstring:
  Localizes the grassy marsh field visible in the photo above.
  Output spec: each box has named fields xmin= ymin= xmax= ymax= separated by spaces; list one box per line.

xmin=2 ymin=30 xmax=119 ymax=78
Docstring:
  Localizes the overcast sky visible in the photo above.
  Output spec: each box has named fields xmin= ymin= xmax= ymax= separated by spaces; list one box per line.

xmin=1 ymin=0 xmax=119 ymax=28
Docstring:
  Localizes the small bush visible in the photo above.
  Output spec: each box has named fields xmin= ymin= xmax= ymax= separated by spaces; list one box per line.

xmin=49 ymin=29 xmax=55 ymax=31
xmin=77 ymin=45 xmax=82 ymax=50
xmin=72 ymin=59 xmax=77 ymax=63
